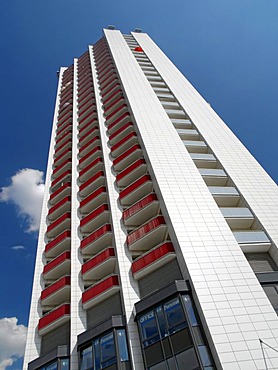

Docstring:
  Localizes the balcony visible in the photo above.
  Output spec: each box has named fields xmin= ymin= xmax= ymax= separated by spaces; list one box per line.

xmin=48 ymin=196 xmax=71 ymax=220
xmin=78 ymin=92 xmax=95 ymax=107
xmin=78 ymin=158 xmax=103 ymax=182
xmin=78 ymin=106 xmax=97 ymax=125
xmin=101 ymin=83 xmax=121 ymax=101
xmin=208 ymin=186 xmax=240 ymax=207
xmin=183 ymin=140 xmax=207 ymax=153
xmin=51 ymin=170 xmax=71 ymax=191
xmin=233 ymin=231 xmax=271 ymax=252
xmin=220 ymin=207 xmax=254 ymax=230
xmin=102 ymin=89 xmax=123 ymax=108
xmin=119 ymin=174 xmax=153 ymax=206
xmin=56 ymin=121 xmax=72 ymax=138
xmin=78 ymin=146 xmax=102 ymax=169
xmin=78 ymin=96 xmax=95 ymax=114
xmin=122 ymin=193 xmax=159 ymax=226
xmin=41 ymin=276 xmax=70 ymax=306
xmin=171 ymin=118 xmax=192 ymax=129
xmin=57 ymin=111 xmax=72 ymax=129
xmin=78 ymin=110 xmax=97 ymax=130
xmin=54 ymin=139 xmax=72 ymax=158
xmin=78 ymin=118 xmax=98 ymax=137
xmin=80 ymin=204 xmax=110 ymax=233
xmin=161 ymin=100 xmax=180 ymax=110
xmin=79 ymin=171 xmax=105 ymax=197
xmin=80 ymin=224 xmax=112 ymax=255
xmin=79 ymin=136 xmax=101 ymax=157
xmin=38 ymin=304 xmax=70 ymax=336
xmin=78 ymin=101 xmax=96 ymax=118
xmin=104 ymin=97 xmax=125 ymax=117
xmin=107 ymin=112 xmax=131 ymax=135
xmin=82 ymin=247 xmax=116 ymax=280
xmin=53 ymin=148 xmax=72 ymax=168
xmin=79 ymin=126 xmax=99 ymax=146
xmin=127 ymin=216 xmax=167 ymax=252
xmin=43 ymin=251 xmax=71 ymax=280
xmin=55 ymin=130 xmax=72 ymax=148
xmin=109 ymin=120 xmax=133 ymax=144
xmin=111 ymin=132 xmax=138 ymax=158
xmin=116 ymin=159 xmax=147 ymax=187
xmin=101 ymin=79 xmax=120 ymax=98
xmin=57 ymin=117 xmax=72 ymax=134
xmin=45 ymin=230 xmax=71 ymax=258
xmin=46 ymin=212 xmax=71 ymax=238
xmin=105 ymin=104 xmax=128 ymax=126
xmin=199 ymin=168 xmax=227 ymax=186
xmin=49 ymin=182 xmax=71 ymax=205
xmin=99 ymin=71 xmax=117 ymax=89
xmin=190 ymin=153 xmax=217 ymax=168
xmin=113 ymin=144 xmax=142 ymax=172
xmin=79 ymin=186 xmax=107 ymax=214
xmin=176 ymin=129 xmax=199 ymax=140
xmin=52 ymin=159 xmax=72 ymax=179
xmin=78 ymin=84 xmax=94 ymax=102
xmin=82 ymin=275 xmax=120 ymax=310
xmin=132 ymin=242 xmax=175 ymax=279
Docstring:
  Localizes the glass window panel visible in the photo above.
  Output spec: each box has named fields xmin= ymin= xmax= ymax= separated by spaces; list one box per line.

xmin=198 ymin=345 xmax=212 ymax=367
xmin=149 ymin=360 xmax=168 ymax=370
xmin=139 ymin=310 xmax=160 ymax=346
xmin=60 ymin=359 xmax=70 ymax=370
xmin=46 ymin=362 xmax=58 ymax=370
xmin=156 ymin=306 xmax=167 ymax=338
xmin=164 ymin=298 xmax=186 ymax=334
xmin=94 ymin=339 xmax=100 ymax=370
xmin=100 ymin=331 xmax=116 ymax=367
xmin=117 ymin=329 xmax=129 ymax=361
xmin=183 ymin=295 xmax=198 ymax=326
xmin=81 ymin=346 xmax=93 ymax=370
xmin=175 ymin=348 xmax=199 ymax=370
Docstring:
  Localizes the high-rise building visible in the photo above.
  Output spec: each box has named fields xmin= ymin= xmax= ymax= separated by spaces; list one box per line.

xmin=24 ymin=28 xmax=278 ymax=370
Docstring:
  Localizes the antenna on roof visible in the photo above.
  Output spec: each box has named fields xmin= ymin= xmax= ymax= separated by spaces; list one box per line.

xmin=134 ymin=28 xmax=142 ymax=33
xmin=107 ymin=25 xmax=116 ymax=30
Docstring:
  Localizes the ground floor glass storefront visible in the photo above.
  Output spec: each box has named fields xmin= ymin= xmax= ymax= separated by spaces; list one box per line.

xmin=137 ymin=294 xmax=214 ymax=370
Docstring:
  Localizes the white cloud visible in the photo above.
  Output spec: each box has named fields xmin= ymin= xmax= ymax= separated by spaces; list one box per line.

xmin=0 ymin=168 xmax=45 ymax=233
xmin=0 ymin=317 xmax=27 ymax=370
xmin=10 ymin=245 xmax=26 ymax=251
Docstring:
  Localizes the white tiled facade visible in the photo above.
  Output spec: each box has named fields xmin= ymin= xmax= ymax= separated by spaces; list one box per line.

xmin=24 ymin=29 xmax=278 ymax=370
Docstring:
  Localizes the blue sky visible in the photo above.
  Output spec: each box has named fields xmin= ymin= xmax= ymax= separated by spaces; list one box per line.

xmin=0 ymin=0 xmax=277 ymax=368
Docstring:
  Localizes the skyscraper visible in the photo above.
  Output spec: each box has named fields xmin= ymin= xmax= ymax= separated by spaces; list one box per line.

xmin=24 ymin=28 xmax=278 ymax=370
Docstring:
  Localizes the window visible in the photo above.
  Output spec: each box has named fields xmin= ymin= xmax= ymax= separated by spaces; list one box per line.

xmin=60 ymin=359 xmax=70 ymax=370
xmin=183 ymin=295 xmax=198 ymax=326
xmin=117 ymin=329 xmax=129 ymax=361
xmin=46 ymin=362 xmax=58 ymax=370
xmin=164 ymin=298 xmax=186 ymax=334
xmin=80 ymin=346 xmax=93 ymax=370
xmin=100 ymin=332 xmax=116 ymax=368
xmin=139 ymin=310 xmax=160 ymax=347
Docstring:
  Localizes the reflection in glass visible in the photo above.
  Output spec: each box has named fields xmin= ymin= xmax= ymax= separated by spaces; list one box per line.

xmin=117 ymin=329 xmax=129 ymax=361
xmin=164 ymin=298 xmax=186 ymax=334
xmin=139 ymin=310 xmax=160 ymax=346
xmin=183 ymin=295 xmax=198 ymax=326
xmin=80 ymin=346 xmax=93 ymax=370
xmin=100 ymin=332 xmax=116 ymax=367
xmin=46 ymin=362 xmax=58 ymax=370
xmin=60 ymin=359 xmax=69 ymax=370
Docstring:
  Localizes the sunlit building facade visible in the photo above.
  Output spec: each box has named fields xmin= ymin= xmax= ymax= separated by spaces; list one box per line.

xmin=24 ymin=28 xmax=278 ymax=370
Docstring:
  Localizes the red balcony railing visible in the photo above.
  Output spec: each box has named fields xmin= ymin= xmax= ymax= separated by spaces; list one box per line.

xmin=52 ymin=159 xmax=72 ymax=177
xmin=79 ymin=136 xmax=100 ymax=156
xmin=109 ymin=122 xmax=134 ymax=144
xmin=80 ymin=224 xmax=112 ymax=254
xmin=38 ymin=303 xmax=70 ymax=334
xmin=78 ymin=146 xmax=102 ymax=168
xmin=113 ymin=144 xmax=141 ymax=171
xmin=132 ymin=242 xmax=175 ymax=279
xmin=51 ymin=170 xmax=71 ymax=188
xmin=110 ymin=132 xmax=137 ymax=157
xmin=43 ymin=251 xmax=71 ymax=278
xmin=41 ymin=276 xmax=70 ymax=303
xmin=116 ymin=158 xmax=146 ymax=187
xmin=80 ymin=186 xmax=106 ymax=208
xmin=46 ymin=212 xmax=71 ymax=237
xmin=82 ymin=275 xmax=119 ymax=309
xmin=122 ymin=193 xmax=158 ymax=224
xmin=80 ymin=204 xmax=109 ymax=232
xmin=79 ymin=126 xmax=99 ymax=145
xmin=45 ymin=230 xmax=71 ymax=257
xmin=79 ymin=158 xmax=103 ymax=178
xmin=49 ymin=182 xmax=71 ymax=204
xmin=81 ymin=247 xmax=116 ymax=279
xmin=119 ymin=174 xmax=152 ymax=205
xmin=79 ymin=171 xmax=105 ymax=195
xmin=127 ymin=216 xmax=167 ymax=251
